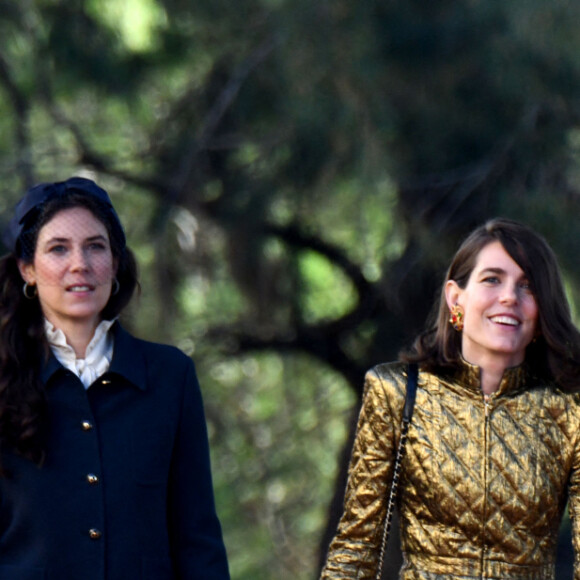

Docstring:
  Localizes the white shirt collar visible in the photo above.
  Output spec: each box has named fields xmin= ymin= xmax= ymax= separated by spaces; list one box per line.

xmin=45 ymin=319 xmax=116 ymax=389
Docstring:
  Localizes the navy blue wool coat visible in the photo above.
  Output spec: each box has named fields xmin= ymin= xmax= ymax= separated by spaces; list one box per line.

xmin=0 ymin=323 xmax=230 ymax=580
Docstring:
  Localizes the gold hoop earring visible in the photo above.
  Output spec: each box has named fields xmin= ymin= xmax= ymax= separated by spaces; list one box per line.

xmin=449 ymin=304 xmax=464 ymax=331
xmin=23 ymin=282 xmax=38 ymax=299
xmin=112 ymin=278 xmax=120 ymax=296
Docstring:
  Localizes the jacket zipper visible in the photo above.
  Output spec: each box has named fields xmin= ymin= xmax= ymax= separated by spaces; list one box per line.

xmin=481 ymin=395 xmax=491 ymax=579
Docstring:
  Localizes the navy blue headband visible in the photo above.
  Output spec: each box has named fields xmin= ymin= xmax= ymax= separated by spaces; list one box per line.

xmin=4 ymin=177 xmax=126 ymax=253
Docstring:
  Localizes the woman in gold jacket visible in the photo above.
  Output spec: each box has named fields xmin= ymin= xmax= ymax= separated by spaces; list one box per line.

xmin=321 ymin=218 xmax=580 ymax=579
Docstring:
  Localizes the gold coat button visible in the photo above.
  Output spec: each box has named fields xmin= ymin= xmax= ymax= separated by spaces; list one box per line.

xmin=81 ymin=421 xmax=93 ymax=431
xmin=88 ymin=528 xmax=102 ymax=540
xmin=87 ymin=474 xmax=99 ymax=485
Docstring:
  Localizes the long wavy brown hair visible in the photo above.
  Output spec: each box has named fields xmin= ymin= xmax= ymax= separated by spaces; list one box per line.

xmin=0 ymin=192 xmax=138 ymax=467
xmin=402 ymin=217 xmax=580 ymax=392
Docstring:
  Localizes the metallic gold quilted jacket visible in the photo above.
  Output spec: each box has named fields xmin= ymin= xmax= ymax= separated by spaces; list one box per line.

xmin=321 ymin=361 xmax=580 ymax=579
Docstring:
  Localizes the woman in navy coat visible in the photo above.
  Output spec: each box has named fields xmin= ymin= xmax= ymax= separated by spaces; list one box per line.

xmin=0 ymin=177 xmax=230 ymax=580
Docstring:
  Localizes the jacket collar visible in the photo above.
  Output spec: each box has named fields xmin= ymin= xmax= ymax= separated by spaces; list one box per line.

xmin=41 ymin=322 xmax=147 ymax=391
xmin=107 ymin=323 xmax=147 ymax=390
xmin=446 ymin=356 xmax=532 ymax=398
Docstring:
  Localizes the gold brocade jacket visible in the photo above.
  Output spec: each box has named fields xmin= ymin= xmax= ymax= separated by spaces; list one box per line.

xmin=321 ymin=361 xmax=580 ymax=580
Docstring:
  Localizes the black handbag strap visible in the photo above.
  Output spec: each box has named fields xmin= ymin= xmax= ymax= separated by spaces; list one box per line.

xmin=375 ymin=363 xmax=418 ymax=580
xmin=402 ymin=362 xmax=418 ymax=424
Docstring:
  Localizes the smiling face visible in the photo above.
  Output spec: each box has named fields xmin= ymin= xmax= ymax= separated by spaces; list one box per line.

xmin=19 ymin=206 xmax=117 ymax=334
xmin=445 ymin=240 xmax=538 ymax=370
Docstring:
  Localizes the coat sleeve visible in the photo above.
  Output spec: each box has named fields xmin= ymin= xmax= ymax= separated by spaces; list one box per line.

xmin=320 ymin=364 xmax=406 ymax=580
xmin=568 ymin=395 xmax=580 ymax=580
xmin=168 ymin=358 xmax=230 ymax=580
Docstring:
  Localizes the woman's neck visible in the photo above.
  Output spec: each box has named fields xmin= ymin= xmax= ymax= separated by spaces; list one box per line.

xmin=46 ymin=319 xmax=98 ymax=358
xmin=480 ymin=366 xmax=505 ymax=396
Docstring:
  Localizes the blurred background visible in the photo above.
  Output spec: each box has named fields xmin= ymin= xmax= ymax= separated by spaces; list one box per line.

xmin=1 ymin=1 xmax=580 ymax=578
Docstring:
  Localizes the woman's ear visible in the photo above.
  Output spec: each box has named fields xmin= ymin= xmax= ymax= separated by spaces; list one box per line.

xmin=17 ymin=260 xmax=35 ymax=285
xmin=445 ymin=280 xmax=462 ymax=310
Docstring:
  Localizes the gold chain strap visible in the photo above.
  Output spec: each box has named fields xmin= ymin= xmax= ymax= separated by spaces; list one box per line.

xmin=375 ymin=364 xmax=418 ymax=580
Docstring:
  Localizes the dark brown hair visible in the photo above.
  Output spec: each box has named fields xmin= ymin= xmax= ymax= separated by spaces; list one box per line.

xmin=402 ymin=217 xmax=580 ymax=391
xmin=0 ymin=191 xmax=138 ymax=466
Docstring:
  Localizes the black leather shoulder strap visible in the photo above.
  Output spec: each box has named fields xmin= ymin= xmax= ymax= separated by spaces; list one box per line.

xmin=402 ymin=362 xmax=418 ymax=424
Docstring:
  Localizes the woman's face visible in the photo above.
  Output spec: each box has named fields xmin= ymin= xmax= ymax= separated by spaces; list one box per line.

xmin=445 ymin=241 xmax=538 ymax=370
xmin=19 ymin=206 xmax=117 ymax=333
